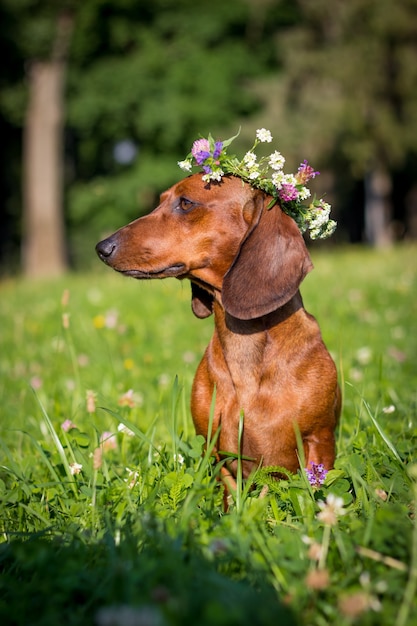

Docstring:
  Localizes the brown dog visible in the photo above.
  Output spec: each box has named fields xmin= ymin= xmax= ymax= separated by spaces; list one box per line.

xmin=96 ymin=174 xmax=340 ymax=483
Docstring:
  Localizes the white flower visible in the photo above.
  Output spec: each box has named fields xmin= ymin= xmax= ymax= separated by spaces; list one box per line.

xmin=271 ymin=171 xmax=285 ymax=189
xmin=283 ymin=173 xmax=297 ymax=186
xmin=69 ymin=462 xmax=82 ymax=475
xmin=125 ymin=467 xmax=140 ymax=488
xmin=256 ymin=128 xmax=273 ymax=143
xmin=382 ymin=405 xmax=396 ymax=414
xmin=209 ymin=169 xmax=224 ymax=182
xmin=298 ymin=187 xmax=311 ymax=200
xmin=356 ymin=346 xmax=372 ymax=365
xmin=317 ymin=493 xmax=347 ymax=525
xmin=118 ymin=423 xmax=135 ymax=436
xmin=243 ymin=151 xmax=257 ymax=167
xmin=178 ymin=159 xmax=192 ymax=172
xmin=249 ymin=169 xmax=260 ymax=180
xmin=269 ymin=151 xmax=285 ymax=170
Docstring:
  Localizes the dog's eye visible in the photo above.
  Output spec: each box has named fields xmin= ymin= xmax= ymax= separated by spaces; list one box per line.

xmin=178 ymin=197 xmax=196 ymax=212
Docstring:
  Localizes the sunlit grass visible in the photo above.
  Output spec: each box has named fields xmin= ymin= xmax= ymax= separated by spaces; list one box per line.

xmin=0 ymin=245 xmax=416 ymax=626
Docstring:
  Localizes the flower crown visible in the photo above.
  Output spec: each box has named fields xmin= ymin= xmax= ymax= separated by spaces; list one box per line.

xmin=178 ymin=128 xmax=336 ymax=240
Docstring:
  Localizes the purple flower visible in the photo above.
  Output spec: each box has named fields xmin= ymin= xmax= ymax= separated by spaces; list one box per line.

xmin=191 ymin=139 xmax=211 ymax=165
xmin=213 ymin=141 xmax=223 ymax=160
xmin=296 ymin=160 xmax=319 ymax=184
xmin=305 ymin=462 xmax=328 ymax=488
xmin=194 ymin=150 xmax=211 ymax=165
xmin=279 ymin=184 xmax=299 ymax=202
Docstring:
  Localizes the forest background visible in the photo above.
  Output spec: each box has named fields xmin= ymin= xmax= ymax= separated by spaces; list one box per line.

xmin=1 ymin=0 xmax=417 ymax=277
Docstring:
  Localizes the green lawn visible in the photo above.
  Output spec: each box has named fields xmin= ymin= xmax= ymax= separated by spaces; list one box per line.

xmin=0 ymin=245 xmax=416 ymax=626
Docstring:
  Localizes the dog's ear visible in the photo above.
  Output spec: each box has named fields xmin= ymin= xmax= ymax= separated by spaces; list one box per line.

xmin=222 ymin=194 xmax=313 ymax=320
xmin=191 ymin=282 xmax=214 ymax=318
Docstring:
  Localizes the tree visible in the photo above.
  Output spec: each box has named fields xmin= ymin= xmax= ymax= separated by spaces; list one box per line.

xmin=22 ymin=11 xmax=73 ymax=277
xmin=65 ymin=0 xmax=266 ymax=264
xmin=259 ymin=0 xmax=417 ymax=245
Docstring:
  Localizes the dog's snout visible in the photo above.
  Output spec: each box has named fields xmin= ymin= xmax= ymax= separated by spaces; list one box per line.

xmin=96 ymin=236 xmax=117 ymax=262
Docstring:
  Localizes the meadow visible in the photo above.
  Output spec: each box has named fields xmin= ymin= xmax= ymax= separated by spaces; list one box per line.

xmin=0 ymin=244 xmax=416 ymax=626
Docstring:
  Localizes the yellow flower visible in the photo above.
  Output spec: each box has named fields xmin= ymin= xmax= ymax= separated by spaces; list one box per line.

xmin=93 ymin=315 xmax=105 ymax=329
xmin=123 ymin=358 xmax=134 ymax=370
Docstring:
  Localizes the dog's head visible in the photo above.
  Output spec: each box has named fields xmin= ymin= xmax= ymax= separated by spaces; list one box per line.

xmin=96 ymin=174 xmax=312 ymax=320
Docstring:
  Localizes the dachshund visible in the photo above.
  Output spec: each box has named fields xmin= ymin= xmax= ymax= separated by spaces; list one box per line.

xmin=96 ymin=174 xmax=341 ymax=487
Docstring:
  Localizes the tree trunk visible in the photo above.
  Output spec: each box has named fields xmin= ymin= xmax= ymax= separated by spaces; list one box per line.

xmin=364 ymin=167 xmax=393 ymax=247
xmin=22 ymin=60 xmax=67 ymax=276
xmin=22 ymin=12 xmax=73 ymax=277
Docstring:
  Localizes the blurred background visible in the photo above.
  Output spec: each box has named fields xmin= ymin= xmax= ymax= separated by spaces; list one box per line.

xmin=1 ymin=0 xmax=416 ymax=277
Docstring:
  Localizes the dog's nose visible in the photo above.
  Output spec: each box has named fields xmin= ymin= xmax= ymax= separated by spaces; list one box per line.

xmin=96 ymin=236 xmax=117 ymax=261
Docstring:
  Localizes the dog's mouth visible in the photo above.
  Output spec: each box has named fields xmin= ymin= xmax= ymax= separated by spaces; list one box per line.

xmin=119 ymin=264 xmax=187 ymax=279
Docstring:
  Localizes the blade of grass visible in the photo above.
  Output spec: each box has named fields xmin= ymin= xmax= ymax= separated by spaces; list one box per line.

xmin=362 ymin=398 xmax=403 ymax=465
xmin=395 ymin=470 xmax=417 ymax=626
xmin=99 ymin=406 xmax=164 ymax=463
xmin=32 ymin=388 xmax=78 ymax=498
xmin=235 ymin=410 xmax=244 ymax=512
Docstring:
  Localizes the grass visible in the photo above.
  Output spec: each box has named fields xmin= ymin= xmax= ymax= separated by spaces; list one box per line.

xmin=0 ymin=244 xmax=416 ymax=626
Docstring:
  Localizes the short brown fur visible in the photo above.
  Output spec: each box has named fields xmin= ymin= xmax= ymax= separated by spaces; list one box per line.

xmin=96 ymin=174 xmax=341 ymax=484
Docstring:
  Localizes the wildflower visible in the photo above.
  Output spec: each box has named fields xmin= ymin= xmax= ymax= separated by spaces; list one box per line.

xmin=118 ymin=422 xmax=135 ymax=436
xmin=382 ymin=405 xmax=395 ymax=414
xmin=182 ymin=351 xmax=196 ymax=364
xmin=61 ymin=289 xmax=70 ymax=307
xmin=86 ymin=389 xmax=97 ymax=413
xmin=104 ymin=309 xmax=118 ymax=329
xmin=158 ymin=373 xmax=170 ymax=387
xmin=213 ymin=141 xmax=223 ymax=159
xmin=191 ymin=138 xmax=211 ymax=165
xmin=100 ymin=431 xmax=118 ymax=452
xmin=317 ymin=493 xmax=347 ymax=526
xmin=271 ymin=171 xmax=285 ymax=189
xmin=77 ymin=353 xmax=89 ymax=367
xmin=308 ymin=542 xmax=324 ymax=562
xmin=69 ymin=462 xmax=82 ymax=475
xmin=204 ymin=168 xmax=224 ymax=182
xmin=256 ymin=128 xmax=273 ymax=143
xmin=118 ymin=389 xmax=137 ymax=408
xmin=375 ymin=488 xmax=388 ymax=501
xmin=62 ymin=312 xmax=70 ymax=329
xmin=306 ymin=568 xmax=330 ymax=590
xmin=93 ymin=314 xmax=106 ymax=329
xmin=356 ymin=346 xmax=372 ymax=365
xmin=174 ymin=453 xmax=185 ymax=465
xmin=125 ymin=467 xmax=140 ymax=488
xmin=178 ymin=128 xmax=336 ymax=239
xmin=93 ymin=447 xmax=102 ymax=470
xmin=279 ymin=183 xmax=299 ymax=203
xmin=302 ymin=536 xmax=324 ymax=562
xmin=269 ymin=151 xmax=285 ymax=170
xmin=30 ymin=376 xmax=43 ymax=390
xmin=298 ymin=186 xmax=311 ymax=201
xmin=123 ymin=358 xmax=134 ymax=370
xmin=305 ymin=462 xmax=328 ymax=488
xmin=178 ymin=159 xmax=192 ymax=172
xmin=339 ymin=591 xmax=381 ymax=618
xmin=296 ymin=160 xmax=319 ymax=184
xmin=243 ymin=151 xmax=257 ymax=168
xmin=61 ymin=419 xmax=77 ymax=432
